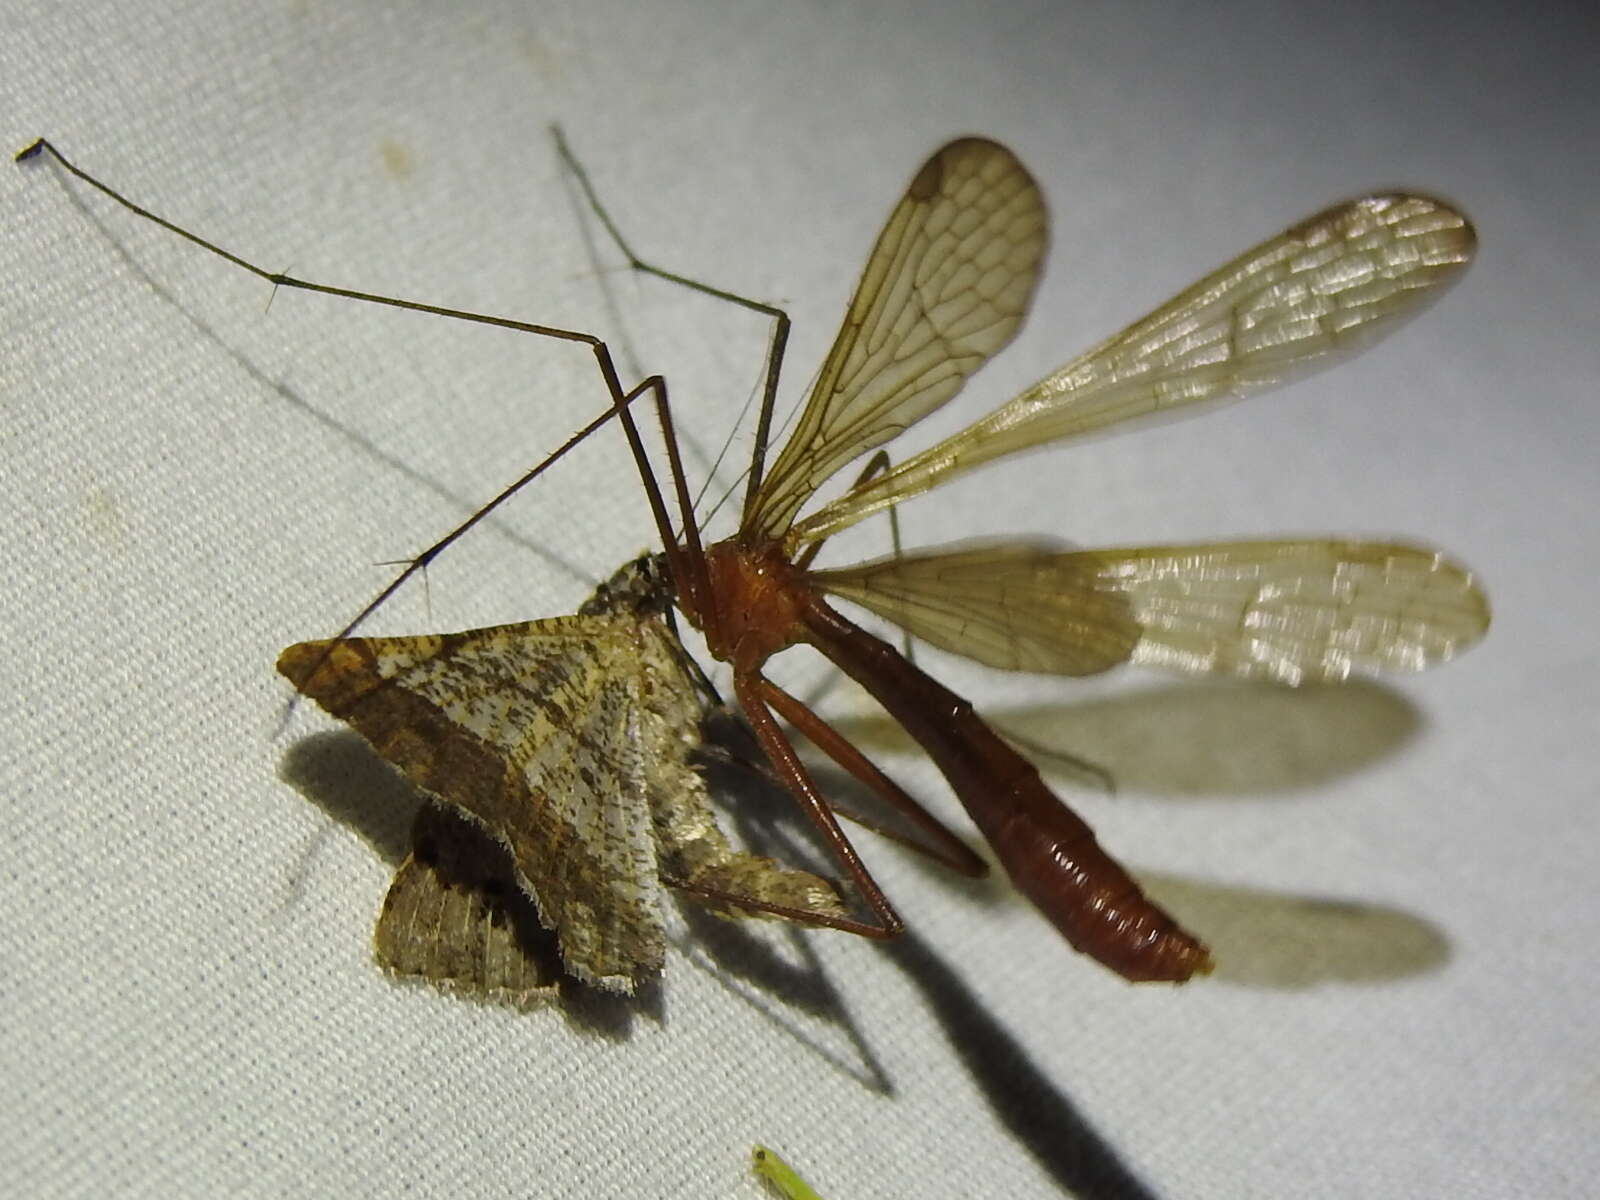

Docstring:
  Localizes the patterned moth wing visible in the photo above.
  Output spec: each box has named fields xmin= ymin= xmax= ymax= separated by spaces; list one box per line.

xmin=278 ymin=562 xmax=847 ymax=996
xmin=374 ymin=800 xmax=565 ymax=1006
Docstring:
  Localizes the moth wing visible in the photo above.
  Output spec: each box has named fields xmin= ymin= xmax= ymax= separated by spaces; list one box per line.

xmin=278 ymin=614 xmax=669 ymax=992
xmin=373 ymin=802 xmax=563 ymax=1006
xmin=636 ymin=624 xmax=849 ymax=922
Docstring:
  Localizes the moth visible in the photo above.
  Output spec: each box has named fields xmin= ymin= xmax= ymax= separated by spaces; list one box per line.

xmin=20 ymin=132 xmax=1487 ymax=990
xmin=279 ymin=558 xmax=849 ymax=995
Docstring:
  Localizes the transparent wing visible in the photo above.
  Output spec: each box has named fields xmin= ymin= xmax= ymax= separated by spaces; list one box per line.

xmin=812 ymin=540 xmax=1140 ymax=676
xmin=744 ymin=138 xmax=1047 ymax=540
xmin=792 ymin=194 xmax=1476 ymax=548
xmin=812 ymin=538 xmax=1489 ymax=684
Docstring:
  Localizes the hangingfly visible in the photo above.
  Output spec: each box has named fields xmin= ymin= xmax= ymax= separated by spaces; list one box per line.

xmin=20 ymin=133 xmax=1486 ymax=987
xmin=632 ymin=138 xmax=1486 ymax=982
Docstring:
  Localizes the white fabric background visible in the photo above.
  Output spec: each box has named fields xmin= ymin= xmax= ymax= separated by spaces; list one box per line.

xmin=4 ymin=2 xmax=1595 ymax=1197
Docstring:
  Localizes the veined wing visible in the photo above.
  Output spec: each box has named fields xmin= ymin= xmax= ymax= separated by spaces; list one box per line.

xmin=813 ymin=540 xmax=1140 ymax=676
xmin=791 ymin=194 xmax=1475 ymax=549
xmin=812 ymin=539 xmax=1489 ymax=685
xmin=374 ymin=802 xmax=564 ymax=1007
xmin=744 ymin=138 xmax=1047 ymax=540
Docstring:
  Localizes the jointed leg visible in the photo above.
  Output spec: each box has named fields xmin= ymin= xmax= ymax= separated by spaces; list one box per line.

xmin=718 ymin=672 xmax=904 ymax=938
xmin=16 ymin=137 xmax=696 ymax=661
xmin=757 ymin=679 xmax=987 ymax=878
xmin=16 ymin=140 xmax=735 ymax=647
xmin=324 ymin=373 xmax=669 ymax=650
xmin=690 ymin=706 xmax=972 ymax=871
xmin=550 ymin=126 xmax=790 ymax=517
xmin=17 ymin=138 xmax=611 ymax=357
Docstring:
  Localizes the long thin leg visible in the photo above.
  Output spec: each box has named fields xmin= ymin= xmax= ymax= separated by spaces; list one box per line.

xmin=631 ymin=372 xmax=712 ymax=624
xmin=268 ymin=370 xmax=678 ymax=726
xmin=326 ymin=373 xmax=668 ymax=648
xmin=549 ymin=126 xmax=790 ymax=523
xmin=731 ymin=672 xmax=903 ymax=939
xmin=551 ymin=125 xmax=788 ymax=327
xmin=692 ymin=711 xmax=973 ymax=870
xmin=694 ymin=450 xmax=963 ymax=872
xmin=17 ymin=139 xmax=611 ymax=360
xmin=17 ymin=138 xmax=704 ymax=643
xmin=757 ymin=679 xmax=987 ymax=878
xmin=330 ymin=364 xmax=702 ymax=657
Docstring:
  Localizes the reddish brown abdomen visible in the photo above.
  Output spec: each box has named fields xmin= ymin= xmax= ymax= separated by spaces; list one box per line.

xmin=801 ymin=597 xmax=1211 ymax=983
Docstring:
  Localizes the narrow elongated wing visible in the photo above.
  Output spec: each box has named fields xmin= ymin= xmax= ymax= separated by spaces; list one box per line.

xmin=814 ymin=541 xmax=1141 ymax=675
xmin=744 ymin=138 xmax=1047 ymax=540
xmin=791 ymin=194 xmax=1475 ymax=548
xmin=812 ymin=538 xmax=1489 ymax=684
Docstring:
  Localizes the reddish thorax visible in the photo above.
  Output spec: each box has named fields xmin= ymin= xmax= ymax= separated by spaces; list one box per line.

xmin=694 ymin=541 xmax=813 ymax=675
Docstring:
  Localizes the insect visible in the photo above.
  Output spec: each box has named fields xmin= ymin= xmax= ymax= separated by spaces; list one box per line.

xmin=279 ymin=556 xmax=851 ymax=994
xmin=752 ymin=1144 xmax=828 ymax=1200
xmin=603 ymin=138 xmax=1486 ymax=982
xmin=19 ymin=132 xmax=1487 ymax=987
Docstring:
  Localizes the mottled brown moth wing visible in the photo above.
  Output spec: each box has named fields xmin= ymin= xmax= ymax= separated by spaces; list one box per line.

xmin=279 ymin=574 xmax=847 ymax=996
xmin=651 ymin=751 xmax=849 ymax=926
xmin=278 ymin=613 xmax=671 ymax=992
xmin=374 ymin=802 xmax=564 ymax=1006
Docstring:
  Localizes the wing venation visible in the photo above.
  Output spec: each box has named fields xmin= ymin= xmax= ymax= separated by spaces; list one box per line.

xmin=746 ymin=138 xmax=1048 ymax=539
xmin=813 ymin=538 xmax=1489 ymax=684
xmin=792 ymin=194 xmax=1475 ymax=548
